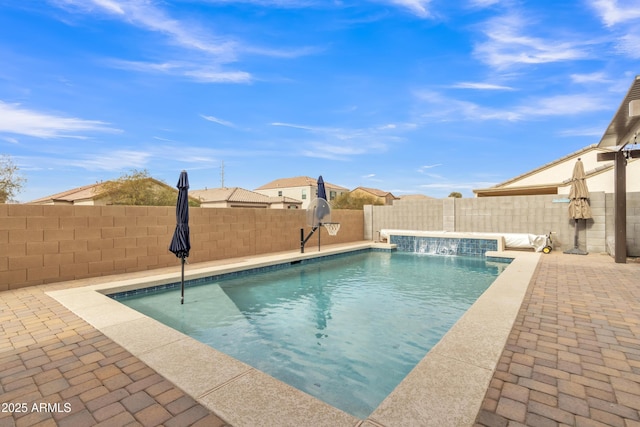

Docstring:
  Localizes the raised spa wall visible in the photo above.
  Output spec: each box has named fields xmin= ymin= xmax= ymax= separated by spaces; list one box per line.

xmin=387 ymin=232 xmax=504 ymax=257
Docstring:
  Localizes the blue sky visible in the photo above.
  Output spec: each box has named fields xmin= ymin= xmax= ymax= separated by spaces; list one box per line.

xmin=1 ymin=0 xmax=640 ymax=202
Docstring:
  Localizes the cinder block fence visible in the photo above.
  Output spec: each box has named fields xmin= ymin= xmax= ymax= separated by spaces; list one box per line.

xmin=3 ymin=192 xmax=639 ymax=290
xmin=0 ymin=205 xmax=364 ymax=290
xmin=364 ymin=192 xmax=640 ymax=257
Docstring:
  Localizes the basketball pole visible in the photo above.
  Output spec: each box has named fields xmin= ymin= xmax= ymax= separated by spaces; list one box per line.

xmin=300 ymin=225 xmax=319 ymax=253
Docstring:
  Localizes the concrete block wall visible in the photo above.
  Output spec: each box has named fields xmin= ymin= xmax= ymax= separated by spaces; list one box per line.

xmin=366 ymin=199 xmax=443 ymax=240
xmin=587 ymin=192 xmax=607 ymax=254
xmin=0 ymin=205 xmax=364 ymax=290
xmin=366 ymin=193 xmax=633 ymax=254
xmin=455 ymin=195 xmax=590 ymax=251
xmin=442 ymin=198 xmax=455 ymax=231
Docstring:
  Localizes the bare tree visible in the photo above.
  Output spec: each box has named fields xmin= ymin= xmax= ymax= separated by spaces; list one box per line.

xmin=0 ymin=154 xmax=26 ymax=203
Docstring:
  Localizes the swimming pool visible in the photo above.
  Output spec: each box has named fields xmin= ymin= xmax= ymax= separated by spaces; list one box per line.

xmin=116 ymin=250 xmax=508 ymax=418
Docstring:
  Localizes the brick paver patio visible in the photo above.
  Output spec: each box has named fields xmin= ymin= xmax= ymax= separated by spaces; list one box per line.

xmin=475 ymin=253 xmax=640 ymax=427
xmin=1 ymin=252 xmax=639 ymax=426
xmin=0 ymin=281 xmax=228 ymax=427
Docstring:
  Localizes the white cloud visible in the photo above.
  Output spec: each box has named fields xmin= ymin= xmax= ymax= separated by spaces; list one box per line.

xmin=451 ymin=82 xmax=515 ymax=90
xmin=0 ymin=101 xmax=120 ymax=139
xmin=271 ymin=121 xmax=396 ymax=159
xmin=616 ymin=32 xmax=640 ymax=58
xmin=570 ymin=72 xmax=611 ymax=84
xmin=299 ymin=143 xmax=371 ymax=160
xmin=184 ymin=69 xmax=253 ymax=83
xmin=557 ymin=127 xmax=607 ymax=138
xmin=414 ymin=90 xmax=611 ymax=123
xmin=417 ymin=164 xmax=441 ymax=173
xmin=588 ymin=1 xmax=640 ymax=58
xmin=474 ymin=13 xmax=591 ymax=69
xmin=271 ymin=122 xmax=315 ymax=131
xmin=1 ymin=136 xmax=19 ymax=144
xmin=106 ymin=59 xmax=253 ymax=83
xmin=65 ymin=150 xmax=151 ymax=171
xmin=468 ymin=0 xmax=501 ymax=7
xmin=49 ymin=0 xmax=315 ymax=84
xmin=52 ymin=0 xmax=237 ymax=59
xmin=92 ymin=0 xmax=125 ymax=15
xmin=384 ymin=0 xmax=432 ymax=17
xmin=516 ymin=94 xmax=610 ymax=117
xmin=201 ymin=115 xmax=236 ymax=128
xmin=415 ymin=90 xmax=521 ymax=121
xmin=589 ymin=0 xmax=640 ymax=26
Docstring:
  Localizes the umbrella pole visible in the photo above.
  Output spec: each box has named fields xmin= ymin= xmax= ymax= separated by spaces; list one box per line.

xmin=564 ymin=219 xmax=588 ymax=255
xmin=181 ymin=257 xmax=185 ymax=305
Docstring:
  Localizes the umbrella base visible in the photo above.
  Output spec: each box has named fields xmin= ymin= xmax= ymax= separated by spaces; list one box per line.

xmin=563 ymin=248 xmax=588 ymax=255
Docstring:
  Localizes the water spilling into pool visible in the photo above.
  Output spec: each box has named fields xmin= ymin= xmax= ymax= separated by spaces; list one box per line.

xmin=117 ymin=251 xmax=508 ymax=418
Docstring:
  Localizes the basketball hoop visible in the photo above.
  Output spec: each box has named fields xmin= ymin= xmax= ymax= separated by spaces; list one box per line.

xmin=323 ymin=222 xmax=340 ymax=236
xmin=301 ymin=197 xmax=335 ymax=253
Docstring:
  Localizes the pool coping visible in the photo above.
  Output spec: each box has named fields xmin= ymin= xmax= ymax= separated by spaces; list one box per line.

xmin=46 ymin=242 xmax=540 ymax=427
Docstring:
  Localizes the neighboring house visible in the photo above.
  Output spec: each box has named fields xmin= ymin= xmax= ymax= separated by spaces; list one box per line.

xmin=29 ymin=179 xmax=182 ymax=206
xmin=29 ymin=183 xmax=109 ymax=205
xmin=255 ymin=176 xmax=349 ymax=209
xmin=473 ymin=144 xmax=640 ymax=197
xmin=191 ymin=187 xmax=302 ymax=209
xmin=350 ymin=187 xmax=398 ymax=205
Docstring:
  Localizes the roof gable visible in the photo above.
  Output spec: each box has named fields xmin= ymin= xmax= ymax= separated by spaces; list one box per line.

xmin=191 ymin=187 xmax=270 ymax=203
xmin=29 ymin=178 xmax=178 ymax=204
xmin=352 ymin=186 xmax=396 ymax=198
xmin=256 ymin=176 xmax=349 ymax=191
xmin=598 ymin=75 xmax=640 ymax=148
xmin=29 ymin=182 xmax=106 ymax=203
xmin=486 ymin=144 xmax=607 ymax=189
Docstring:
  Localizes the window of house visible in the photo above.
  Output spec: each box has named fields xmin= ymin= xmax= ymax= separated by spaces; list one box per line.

xmin=302 ymin=189 xmax=307 ymax=200
xmin=278 ymin=191 xmax=282 ymax=196
xmin=330 ymin=191 xmax=336 ymax=200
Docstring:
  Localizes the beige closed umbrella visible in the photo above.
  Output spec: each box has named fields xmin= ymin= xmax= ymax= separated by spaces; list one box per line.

xmin=564 ymin=158 xmax=591 ymax=255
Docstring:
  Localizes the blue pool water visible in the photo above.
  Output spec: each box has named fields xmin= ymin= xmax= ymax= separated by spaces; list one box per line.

xmin=117 ymin=251 xmax=508 ymax=418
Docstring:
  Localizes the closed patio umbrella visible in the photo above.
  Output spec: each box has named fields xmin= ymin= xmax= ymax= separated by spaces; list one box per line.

xmin=316 ymin=175 xmax=330 ymax=221
xmin=564 ymin=159 xmax=591 ymax=255
xmin=315 ymin=176 xmax=331 ymax=251
xmin=169 ymin=170 xmax=191 ymax=304
xmin=317 ymin=175 xmax=327 ymax=201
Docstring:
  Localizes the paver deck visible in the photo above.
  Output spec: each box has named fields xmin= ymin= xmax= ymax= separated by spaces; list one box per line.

xmin=475 ymin=252 xmax=640 ymax=427
xmin=0 ymin=271 xmax=229 ymax=427
xmin=1 ymin=249 xmax=639 ymax=426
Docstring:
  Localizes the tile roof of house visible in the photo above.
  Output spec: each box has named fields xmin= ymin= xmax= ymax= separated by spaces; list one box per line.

xmin=255 ymin=176 xmax=349 ymax=191
xmin=192 ymin=187 xmax=273 ymax=204
xmin=352 ymin=186 xmax=397 ymax=198
xmin=29 ymin=182 xmax=106 ymax=203
xmin=268 ymin=196 xmax=303 ymax=204
xmin=29 ymin=178 xmax=179 ymax=204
